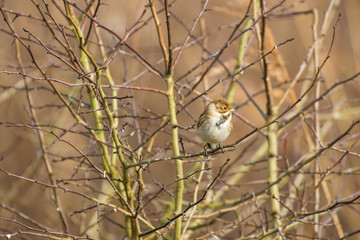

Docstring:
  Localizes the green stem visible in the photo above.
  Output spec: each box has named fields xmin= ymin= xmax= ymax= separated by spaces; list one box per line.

xmin=226 ymin=16 xmax=254 ymax=104
xmin=166 ymin=75 xmax=184 ymax=239
xmin=163 ymin=0 xmax=183 ymax=237
xmin=63 ymin=2 xmax=139 ymax=238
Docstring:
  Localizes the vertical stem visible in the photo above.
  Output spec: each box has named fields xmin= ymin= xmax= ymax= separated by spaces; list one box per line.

xmin=256 ymin=0 xmax=281 ymax=231
xmin=200 ymin=0 xmax=208 ymax=101
xmin=313 ymin=1 xmax=343 ymax=238
xmin=267 ymin=107 xmax=281 ymax=229
xmin=312 ymin=8 xmax=321 ymax=237
xmin=84 ymin=10 xmax=122 ymax=236
xmin=313 ymin=26 xmax=343 ymax=240
xmin=62 ymin=2 xmax=140 ymax=238
xmin=226 ymin=16 xmax=253 ymax=104
xmin=148 ymin=0 xmax=183 ymax=237
xmin=63 ymin=0 xmax=111 ymax=173
xmin=94 ymin=24 xmax=119 ymax=166
xmin=164 ymin=0 xmax=183 ymax=238
xmin=166 ymin=75 xmax=184 ymax=239
xmin=149 ymin=0 xmax=169 ymax=70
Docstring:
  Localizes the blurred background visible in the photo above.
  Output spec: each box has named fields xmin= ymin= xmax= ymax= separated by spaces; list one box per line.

xmin=0 ymin=0 xmax=359 ymax=239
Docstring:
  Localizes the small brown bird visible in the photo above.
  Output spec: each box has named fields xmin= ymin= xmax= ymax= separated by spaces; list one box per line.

xmin=197 ymin=98 xmax=234 ymax=149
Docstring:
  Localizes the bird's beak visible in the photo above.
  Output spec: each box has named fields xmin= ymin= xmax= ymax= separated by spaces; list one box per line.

xmin=231 ymin=108 xmax=235 ymax=112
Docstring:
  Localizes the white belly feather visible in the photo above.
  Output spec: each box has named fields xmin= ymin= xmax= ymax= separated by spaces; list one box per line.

xmin=197 ymin=115 xmax=232 ymax=143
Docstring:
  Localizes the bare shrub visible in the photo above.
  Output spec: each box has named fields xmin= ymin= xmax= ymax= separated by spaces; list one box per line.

xmin=0 ymin=0 xmax=359 ymax=239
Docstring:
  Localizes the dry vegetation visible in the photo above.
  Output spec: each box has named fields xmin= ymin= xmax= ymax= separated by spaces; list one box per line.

xmin=0 ymin=0 xmax=359 ymax=239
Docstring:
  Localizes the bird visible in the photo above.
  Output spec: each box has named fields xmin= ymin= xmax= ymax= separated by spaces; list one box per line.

xmin=197 ymin=98 xmax=234 ymax=151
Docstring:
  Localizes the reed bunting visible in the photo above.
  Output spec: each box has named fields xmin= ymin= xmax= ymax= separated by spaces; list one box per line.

xmin=197 ymin=98 xmax=234 ymax=150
